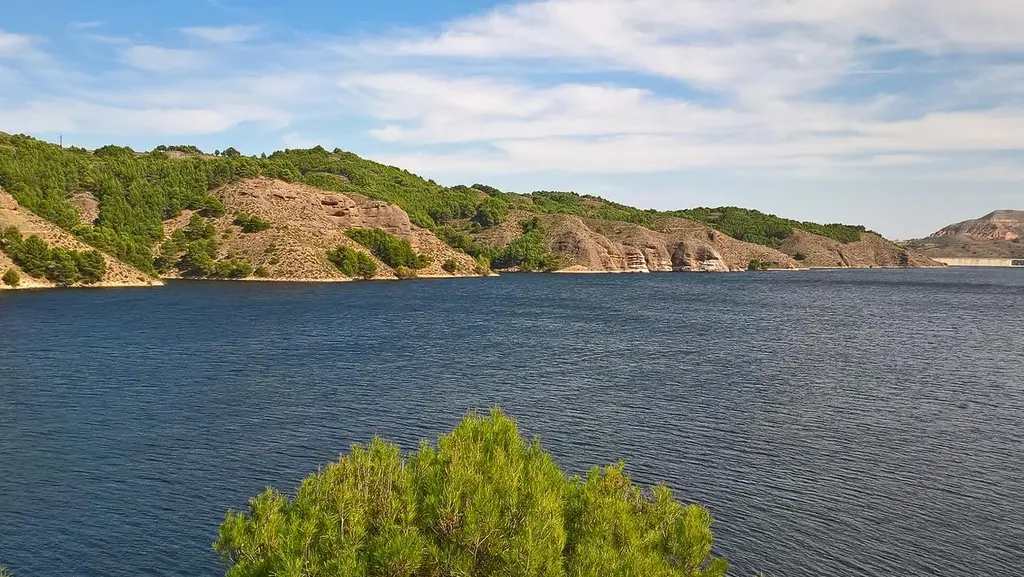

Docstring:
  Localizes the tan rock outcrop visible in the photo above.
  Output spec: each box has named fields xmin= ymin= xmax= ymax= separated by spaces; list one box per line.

xmin=483 ymin=213 xmax=798 ymax=273
xmin=70 ymin=192 xmax=100 ymax=226
xmin=780 ymin=229 xmax=942 ymax=268
xmin=909 ymin=210 xmax=1024 ymax=259
xmin=163 ymin=177 xmax=481 ymax=281
xmin=931 ymin=210 xmax=1023 ymax=242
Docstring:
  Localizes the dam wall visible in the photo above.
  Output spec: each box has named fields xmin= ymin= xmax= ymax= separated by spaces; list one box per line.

xmin=934 ymin=258 xmax=1024 ymax=267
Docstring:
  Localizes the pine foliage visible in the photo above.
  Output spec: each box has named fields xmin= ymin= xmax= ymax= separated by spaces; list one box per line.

xmin=215 ymin=410 xmax=727 ymax=577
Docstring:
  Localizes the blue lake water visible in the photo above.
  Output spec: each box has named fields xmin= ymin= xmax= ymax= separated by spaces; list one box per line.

xmin=1 ymin=269 xmax=1023 ymax=577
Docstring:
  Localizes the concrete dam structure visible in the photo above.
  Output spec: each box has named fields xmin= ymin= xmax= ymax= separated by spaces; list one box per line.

xmin=934 ymin=258 xmax=1024 ymax=267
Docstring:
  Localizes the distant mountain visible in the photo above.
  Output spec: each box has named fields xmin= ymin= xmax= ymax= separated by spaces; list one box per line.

xmin=932 ymin=210 xmax=1023 ymax=241
xmin=905 ymin=211 xmax=1024 ymax=259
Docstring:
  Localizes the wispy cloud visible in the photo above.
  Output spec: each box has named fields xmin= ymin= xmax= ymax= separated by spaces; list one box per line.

xmin=120 ymin=45 xmax=206 ymax=71
xmin=181 ymin=25 xmax=260 ymax=43
xmin=0 ymin=98 xmax=291 ymax=136
xmin=0 ymin=29 xmax=33 ymax=57
xmin=67 ymin=21 xmax=106 ymax=30
xmin=2 ymin=0 xmax=1024 ymax=181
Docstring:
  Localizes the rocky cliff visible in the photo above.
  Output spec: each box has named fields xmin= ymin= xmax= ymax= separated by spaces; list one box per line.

xmin=471 ymin=211 xmax=796 ymax=272
xmin=469 ymin=210 xmax=940 ymax=273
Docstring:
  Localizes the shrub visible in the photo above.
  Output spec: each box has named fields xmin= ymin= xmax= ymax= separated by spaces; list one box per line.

xmin=215 ymin=410 xmax=728 ymax=577
xmin=474 ymin=255 xmax=491 ymax=276
xmin=436 ymin=225 xmax=494 ymax=260
xmin=14 ymin=235 xmax=52 ymax=277
xmin=345 ymin=228 xmax=429 ymax=270
xmin=747 ymin=260 xmax=771 ymax=271
xmin=179 ymin=241 xmax=218 ymax=276
xmin=671 ymin=207 xmax=867 ymax=246
xmin=45 ymin=249 xmax=79 ymax=286
xmin=793 ymin=252 xmax=808 ymax=261
xmin=232 ymin=214 xmax=271 ymax=233
xmin=442 ymin=259 xmax=459 ymax=274
xmin=215 ymin=259 xmax=253 ymax=278
xmin=2 ymin=268 xmax=19 ymax=287
xmin=196 ymin=196 xmax=226 ymax=218
xmin=73 ymin=250 xmax=106 ymax=284
xmin=253 ymin=266 xmax=270 ymax=278
xmin=154 ymin=230 xmax=188 ymax=273
xmin=493 ymin=218 xmax=560 ymax=272
xmin=394 ymin=265 xmax=418 ymax=279
xmin=471 ymin=196 xmax=509 ymax=228
xmin=471 ymin=183 xmax=503 ymax=195
xmin=184 ymin=215 xmax=216 ymax=242
xmin=327 ymin=245 xmax=377 ymax=279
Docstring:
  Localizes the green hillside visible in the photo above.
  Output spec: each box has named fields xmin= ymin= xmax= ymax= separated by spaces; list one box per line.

xmin=669 ymin=207 xmax=867 ymax=247
xmin=0 ymin=134 xmax=870 ymax=274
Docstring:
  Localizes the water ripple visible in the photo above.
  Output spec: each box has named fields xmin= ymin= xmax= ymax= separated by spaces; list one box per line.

xmin=1 ymin=268 xmax=1022 ymax=577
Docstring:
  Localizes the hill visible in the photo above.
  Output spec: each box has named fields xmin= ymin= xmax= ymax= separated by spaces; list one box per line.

xmin=158 ymin=177 xmax=481 ymax=281
xmin=905 ymin=211 xmax=1024 ymax=259
xmin=0 ymin=133 xmax=940 ymax=288
xmin=0 ymin=189 xmax=159 ymax=290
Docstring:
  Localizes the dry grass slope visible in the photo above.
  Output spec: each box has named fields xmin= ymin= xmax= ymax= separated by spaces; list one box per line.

xmin=161 ymin=177 xmax=481 ymax=281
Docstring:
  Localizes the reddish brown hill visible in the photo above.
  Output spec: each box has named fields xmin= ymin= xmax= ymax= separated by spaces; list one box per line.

xmin=906 ymin=210 xmax=1024 ymax=259
xmin=932 ymin=210 xmax=1023 ymax=241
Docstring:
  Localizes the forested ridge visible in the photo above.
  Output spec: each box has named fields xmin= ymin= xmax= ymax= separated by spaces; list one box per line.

xmin=0 ymin=133 xmax=870 ymax=277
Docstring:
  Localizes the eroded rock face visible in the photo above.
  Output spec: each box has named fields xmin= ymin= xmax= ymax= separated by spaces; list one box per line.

xmin=0 ymin=190 xmax=18 ymax=211
xmin=530 ymin=214 xmax=796 ymax=273
xmin=70 ymin=192 xmax=100 ymax=225
xmin=931 ymin=210 xmax=1024 ymax=242
xmin=349 ymin=201 xmax=413 ymax=236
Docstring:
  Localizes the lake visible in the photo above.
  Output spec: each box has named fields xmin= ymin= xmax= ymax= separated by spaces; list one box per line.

xmin=1 ymin=269 xmax=1022 ymax=577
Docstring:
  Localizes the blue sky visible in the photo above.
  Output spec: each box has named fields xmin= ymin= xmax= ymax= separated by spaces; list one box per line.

xmin=3 ymin=0 xmax=1024 ymax=238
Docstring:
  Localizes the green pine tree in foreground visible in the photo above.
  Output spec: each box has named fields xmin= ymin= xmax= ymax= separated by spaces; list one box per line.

xmin=215 ymin=410 xmax=727 ymax=577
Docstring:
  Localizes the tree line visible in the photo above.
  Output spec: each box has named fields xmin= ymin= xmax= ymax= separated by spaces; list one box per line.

xmin=0 ymin=227 xmax=106 ymax=286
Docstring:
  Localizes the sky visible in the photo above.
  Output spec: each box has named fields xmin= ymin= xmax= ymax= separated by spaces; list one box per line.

xmin=2 ymin=0 xmax=1024 ymax=238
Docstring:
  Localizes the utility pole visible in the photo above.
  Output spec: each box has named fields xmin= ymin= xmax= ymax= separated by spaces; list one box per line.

xmin=59 ymin=135 xmax=63 ymax=149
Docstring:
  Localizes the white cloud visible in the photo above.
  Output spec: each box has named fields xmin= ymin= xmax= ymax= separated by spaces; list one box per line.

xmin=182 ymin=25 xmax=261 ymax=43
xmin=121 ymin=45 xmax=205 ymax=71
xmin=1 ymin=0 xmax=1024 ymax=190
xmin=68 ymin=21 xmax=106 ymax=30
xmin=0 ymin=30 xmax=33 ymax=58
xmin=0 ymin=98 xmax=290 ymax=136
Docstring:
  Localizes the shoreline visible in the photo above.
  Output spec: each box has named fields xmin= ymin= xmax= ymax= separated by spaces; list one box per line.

xmin=1 ymin=264 xmax=957 ymax=292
